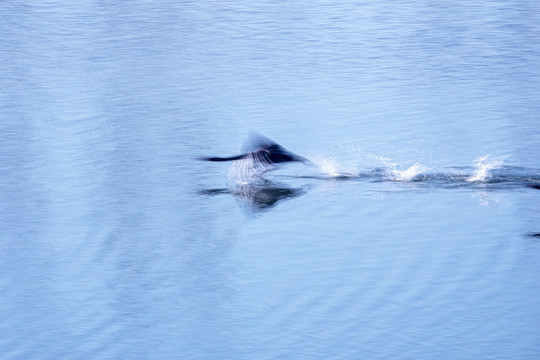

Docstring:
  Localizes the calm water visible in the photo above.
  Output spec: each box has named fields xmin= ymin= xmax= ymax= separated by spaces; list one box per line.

xmin=1 ymin=1 xmax=540 ymax=359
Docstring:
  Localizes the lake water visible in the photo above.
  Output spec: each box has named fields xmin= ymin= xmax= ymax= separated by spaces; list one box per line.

xmin=1 ymin=1 xmax=540 ymax=359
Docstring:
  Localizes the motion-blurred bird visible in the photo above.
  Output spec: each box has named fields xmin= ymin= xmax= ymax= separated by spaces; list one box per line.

xmin=199 ymin=133 xmax=310 ymax=179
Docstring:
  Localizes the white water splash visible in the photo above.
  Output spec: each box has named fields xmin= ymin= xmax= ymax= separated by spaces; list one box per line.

xmin=312 ymin=156 xmax=359 ymax=178
xmin=466 ymin=155 xmax=508 ymax=182
xmin=389 ymin=163 xmax=431 ymax=181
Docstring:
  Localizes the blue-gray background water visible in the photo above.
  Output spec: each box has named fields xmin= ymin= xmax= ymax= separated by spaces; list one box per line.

xmin=1 ymin=1 xmax=540 ymax=359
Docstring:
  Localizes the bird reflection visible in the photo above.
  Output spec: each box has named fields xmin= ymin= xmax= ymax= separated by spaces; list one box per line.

xmin=200 ymin=179 xmax=309 ymax=211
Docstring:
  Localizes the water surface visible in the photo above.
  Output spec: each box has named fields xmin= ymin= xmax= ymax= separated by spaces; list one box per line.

xmin=1 ymin=1 xmax=539 ymax=359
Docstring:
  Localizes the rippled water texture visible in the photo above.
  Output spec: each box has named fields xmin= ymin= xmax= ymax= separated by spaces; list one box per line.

xmin=1 ymin=1 xmax=539 ymax=359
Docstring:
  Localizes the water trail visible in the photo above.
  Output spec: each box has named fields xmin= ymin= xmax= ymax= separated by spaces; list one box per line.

xmin=466 ymin=155 xmax=508 ymax=182
xmin=224 ymin=144 xmax=515 ymax=187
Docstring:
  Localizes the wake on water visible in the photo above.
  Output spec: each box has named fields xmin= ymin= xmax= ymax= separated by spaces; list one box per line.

xmin=309 ymin=153 xmax=538 ymax=188
xmin=308 ymin=156 xmax=430 ymax=182
xmin=227 ymin=151 xmax=539 ymax=191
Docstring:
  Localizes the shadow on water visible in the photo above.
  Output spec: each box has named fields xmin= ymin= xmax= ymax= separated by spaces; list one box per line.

xmin=199 ymin=179 xmax=310 ymax=212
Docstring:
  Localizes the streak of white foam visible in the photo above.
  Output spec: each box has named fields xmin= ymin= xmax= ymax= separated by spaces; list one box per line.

xmin=389 ymin=163 xmax=431 ymax=181
xmin=466 ymin=155 xmax=508 ymax=182
xmin=312 ymin=156 xmax=359 ymax=178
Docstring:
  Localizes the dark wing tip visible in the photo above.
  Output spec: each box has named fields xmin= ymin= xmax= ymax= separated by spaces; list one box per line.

xmin=197 ymin=155 xmax=246 ymax=162
xmin=197 ymin=156 xmax=227 ymax=162
xmin=197 ymin=156 xmax=215 ymax=161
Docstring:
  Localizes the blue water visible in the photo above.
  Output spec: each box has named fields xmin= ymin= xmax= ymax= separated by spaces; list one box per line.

xmin=1 ymin=1 xmax=540 ymax=359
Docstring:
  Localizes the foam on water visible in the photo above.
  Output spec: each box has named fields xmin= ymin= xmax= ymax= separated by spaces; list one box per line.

xmin=311 ymin=151 xmax=432 ymax=182
xmin=466 ymin=155 xmax=508 ymax=182
xmin=388 ymin=163 xmax=431 ymax=182
xmin=311 ymin=155 xmax=361 ymax=178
